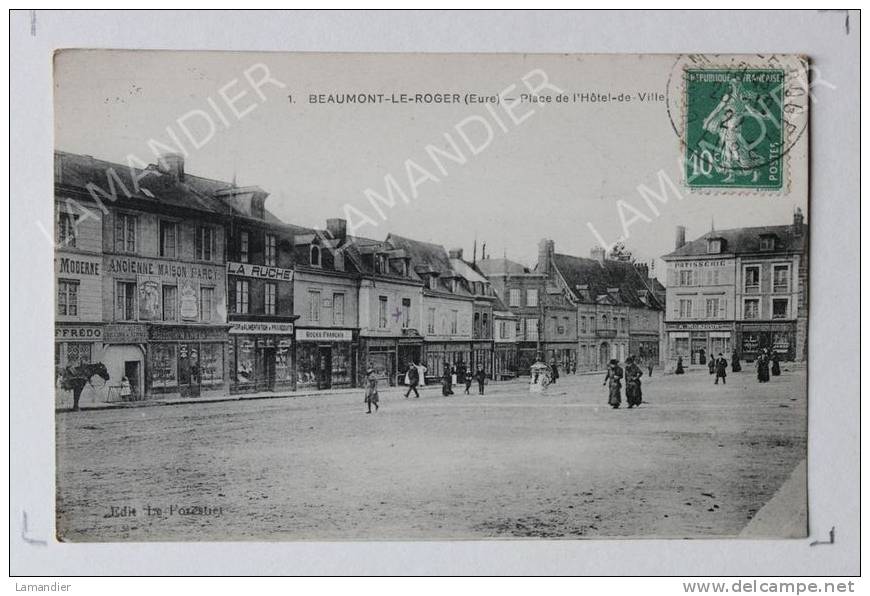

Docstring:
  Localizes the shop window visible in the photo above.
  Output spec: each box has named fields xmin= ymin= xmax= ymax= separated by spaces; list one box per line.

xmin=239 ymin=231 xmax=249 ymax=263
xmin=265 ymin=283 xmax=277 ymax=315
xmin=743 ymin=298 xmax=760 ymax=319
xmin=235 ymin=280 xmax=249 ymax=314
xmin=115 ymin=281 xmax=136 ymax=321
xmin=162 ymin=285 xmax=177 ymax=321
xmin=296 ymin=343 xmax=319 ymax=387
xmin=199 ymin=343 xmax=224 ymax=385
xmin=57 ymin=212 xmax=77 ymax=247
xmin=196 ymin=226 xmax=215 ymax=261
xmin=57 ymin=279 xmax=79 ymax=316
xmin=526 ymin=288 xmax=538 ymax=307
xmin=333 ymin=293 xmax=345 ymax=325
xmin=265 ymin=234 xmax=277 ymax=266
xmin=673 ymin=337 xmax=690 ymax=358
xmin=235 ymin=339 xmax=256 ymax=384
xmin=772 ymin=298 xmax=789 ymax=319
xmin=308 ymin=290 xmax=321 ymax=322
xmin=150 ymin=344 xmax=178 ymax=388
xmin=115 ymin=213 xmax=137 ymax=253
xmin=200 ymin=287 xmax=215 ymax=322
xmin=275 ymin=339 xmax=293 ymax=382
xmin=744 ymin=266 xmax=760 ymax=293
xmin=401 ymin=298 xmax=411 ymax=329
xmin=379 ymin=296 xmax=388 ymax=328
xmin=159 ymin=221 xmax=177 ymax=258
xmin=773 ymin=265 xmax=790 ymax=293
xmin=65 ymin=343 xmax=92 ymax=367
xmin=509 ymin=288 xmax=521 ymax=307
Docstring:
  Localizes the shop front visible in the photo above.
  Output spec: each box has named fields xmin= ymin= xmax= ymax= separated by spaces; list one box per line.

xmin=493 ymin=344 xmax=517 ymax=380
xmin=147 ymin=324 xmax=229 ymax=398
xmin=397 ymin=332 xmax=424 ymax=385
xmin=229 ymin=321 xmax=295 ymax=394
xmin=666 ymin=323 xmax=735 ymax=367
xmin=55 ymin=323 xmax=106 ymax=406
xmin=360 ymin=338 xmax=398 ymax=386
xmin=102 ymin=323 xmax=148 ymax=399
xmin=295 ymin=328 xmax=356 ymax=390
xmin=423 ymin=341 xmax=471 ymax=382
xmin=630 ymin=333 xmax=661 ymax=365
xmin=543 ymin=343 xmax=576 ymax=374
xmin=737 ymin=322 xmax=796 ymax=362
xmin=470 ymin=341 xmax=493 ymax=377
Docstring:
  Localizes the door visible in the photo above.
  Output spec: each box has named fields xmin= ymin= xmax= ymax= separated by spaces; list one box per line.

xmin=124 ymin=361 xmax=140 ymax=399
xmin=264 ymin=347 xmax=276 ymax=391
xmin=318 ymin=346 xmax=332 ymax=390
xmin=599 ymin=343 xmax=610 ymax=368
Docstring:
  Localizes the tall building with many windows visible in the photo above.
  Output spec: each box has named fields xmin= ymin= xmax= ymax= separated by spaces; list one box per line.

xmin=662 ymin=210 xmax=808 ymax=367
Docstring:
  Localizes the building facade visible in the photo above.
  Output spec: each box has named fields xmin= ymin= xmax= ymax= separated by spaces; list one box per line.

xmin=491 ymin=296 xmax=519 ymax=379
xmin=662 ymin=211 xmax=808 ymax=366
xmin=449 ymin=250 xmax=497 ymax=378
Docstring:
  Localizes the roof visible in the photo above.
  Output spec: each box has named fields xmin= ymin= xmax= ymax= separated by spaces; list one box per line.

xmin=343 ymin=235 xmax=421 ymax=282
xmin=663 ymin=224 xmax=808 ymax=258
xmin=476 ymin=258 xmax=537 ymax=276
xmin=551 ymin=253 xmax=663 ymax=310
xmin=449 ymin=258 xmax=490 ymax=285
xmin=387 ymin=233 xmax=472 ymax=297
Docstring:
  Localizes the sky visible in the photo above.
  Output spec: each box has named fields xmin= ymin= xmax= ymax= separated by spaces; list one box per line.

xmin=54 ymin=51 xmax=808 ymax=279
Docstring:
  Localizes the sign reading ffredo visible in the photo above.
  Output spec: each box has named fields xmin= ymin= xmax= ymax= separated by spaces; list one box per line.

xmin=53 ymin=50 xmax=811 ymax=547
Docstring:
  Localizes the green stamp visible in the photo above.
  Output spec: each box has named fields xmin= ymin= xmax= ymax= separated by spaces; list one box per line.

xmin=684 ymin=68 xmax=785 ymax=190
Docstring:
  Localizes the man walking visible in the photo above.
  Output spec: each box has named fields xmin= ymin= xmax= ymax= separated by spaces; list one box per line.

xmin=404 ymin=362 xmax=420 ymax=398
xmin=475 ymin=364 xmax=487 ymax=395
xmin=714 ymin=353 xmax=728 ymax=385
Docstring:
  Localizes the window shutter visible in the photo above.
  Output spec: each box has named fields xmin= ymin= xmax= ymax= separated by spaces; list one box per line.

xmin=719 ymin=299 xmax=726 ymax=319
xmin=114 ymin=215 xmax=124 ymax=252
xmin=195 ymin=227 xmax=202 ymax=260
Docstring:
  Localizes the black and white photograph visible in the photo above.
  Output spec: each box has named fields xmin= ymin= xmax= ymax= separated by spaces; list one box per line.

xmin=9 ymin=9 xmax=861 ymax=580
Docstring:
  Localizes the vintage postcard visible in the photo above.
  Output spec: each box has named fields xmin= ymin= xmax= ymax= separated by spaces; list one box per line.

xmin=52 ymin=51 xmax=809 ymax=541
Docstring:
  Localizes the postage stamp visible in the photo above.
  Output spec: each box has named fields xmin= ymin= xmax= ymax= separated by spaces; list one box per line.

xmin=683 ymin=68 xmax=785 ymax=190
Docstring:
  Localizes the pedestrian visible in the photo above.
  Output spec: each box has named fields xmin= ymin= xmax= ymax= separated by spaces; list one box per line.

xmin=364 ymin=365 xmax=379 ymax=414
xmin=699 ymin=349 xmax=707 ymax=366
xmin=675 ymin=355 xmax=685 ymax=375
xmin=404 ymin=362 xmax=420 ymax=398
xmin=464 ymin=368 xmax=473 ymax=394
xmin=456 ymin=360 xmax=467 ymax=387
xmin=647 ymin=359 xmax=654 ymax=377
xmin=475 ymin=364 xmax=486 ymax=395
xmin=756 ymin=350 xmax=770 ymax=383
xmin=714 ymin=353 xmax=728 ymax=385
xmin=624 ymin=356 xmax=643 ymax=408
xmin=603 ymin=359 xmax=623 ymax=409
xmin=571 ymin=360 xmax=577 ymax=375
xmin=418 ymin=363 xmax=427 ymax=386
xmin=441 ymin=365 xmax=454 ymax=396
xmin=550 ymin=359 xmax=559 ymax=385
xmin=771 ymin=352 xmax=781 ymax=376
xmin=120 ymin=376 xmax=132 ymax=401
xmin=708 ymin=356 xmax=715 ymax=375
xmin=731 ymin=351 xmax=742 ymax=373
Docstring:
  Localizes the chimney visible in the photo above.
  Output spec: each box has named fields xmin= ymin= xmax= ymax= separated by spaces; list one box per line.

xmin=538 ymin=238 xmax=555 ymax=275
xmin=675 ymin=225 xmax=687 ymax=249
xmin=326 ymin=218 xmax=347 ymax=243
xmin=448 ymin=248 xmax=464 ymax=260
xmin=590 ymin=245 xmax=606 ymax=264
xmin=793 ymin=208 xmax=804 ymax=236
xmin=158 ymin=153 xmax=185 ymax=181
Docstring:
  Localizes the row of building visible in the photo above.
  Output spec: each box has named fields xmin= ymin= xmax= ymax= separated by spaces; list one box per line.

xmin=54 ymin=150 xmax=807 ymax=401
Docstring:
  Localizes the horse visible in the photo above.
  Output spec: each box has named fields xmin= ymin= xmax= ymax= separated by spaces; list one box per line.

xmin=59 ymin=362 xmax=110 ymax=411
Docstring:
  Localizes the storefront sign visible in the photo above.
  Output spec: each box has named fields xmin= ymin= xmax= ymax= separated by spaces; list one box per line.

xmin=56 ymin=255 xmax=101 ymax=276
xmin=108 ymin=257 xmax=220 ymax=281
xmin=668 ymin=323 xmax=732 ymax=331
xmin=55 ymin=324 xmax=102 ymax=341
xmin=230 ymin=321 xmax=295 ymax=335
xmin=296 ymin=328 xmax=352 ymax=342
xmin=672 ymin=259 xmax=729 ymax=268
xmin=102 ymin=323 xmax=148 ymax=343
xmin=148 ymin=325 xmax=228 ymax=341
xmin=227 ymin=262 xmax=294 ymax=281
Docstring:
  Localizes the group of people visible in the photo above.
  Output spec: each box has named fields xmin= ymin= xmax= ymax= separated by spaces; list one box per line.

xmin=436 ymin=361 xmax=488 ymax=397
xmin=363 ymin=360 xmax=492 ymax=414
xmin=603 ymin=355 xmax=644 ymax=409
xmin=755 ymin=348 xmax=781 ymax=383
xmin=672 ymin=348 xmax=782 ymax=385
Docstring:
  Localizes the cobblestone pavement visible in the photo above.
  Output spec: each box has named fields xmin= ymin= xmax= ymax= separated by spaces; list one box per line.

xmin=56 ymin=366 xmax=807 ymax=541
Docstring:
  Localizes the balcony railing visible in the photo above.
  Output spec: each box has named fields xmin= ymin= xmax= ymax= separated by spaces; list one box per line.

xmin=595 ymin=327 xmax=617 ymax=338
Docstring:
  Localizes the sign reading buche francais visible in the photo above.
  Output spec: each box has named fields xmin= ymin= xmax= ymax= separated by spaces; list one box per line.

xmin=227 ymin=262 xmax=294 ymax=281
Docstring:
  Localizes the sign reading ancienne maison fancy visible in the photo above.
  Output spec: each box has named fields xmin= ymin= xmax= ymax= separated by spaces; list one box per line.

xmin=227 ymin=262 xmax=294 ymax=281
xmin=107 ymin=257 xmax=220 ymax=281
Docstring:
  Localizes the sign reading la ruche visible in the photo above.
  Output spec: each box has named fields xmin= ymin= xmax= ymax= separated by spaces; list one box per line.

xmin=227 ymin=261 xmax=294 ymax=281
xmin=107 ymin=257 xmax=221 ymax=281
xmin=296 ymin=328 xmax=353 ymax=342
xmin=230 ymin=321 xmax=295 ymax=335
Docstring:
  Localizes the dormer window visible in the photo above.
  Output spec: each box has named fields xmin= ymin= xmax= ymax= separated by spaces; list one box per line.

xmin=760 ymin=235 xmax=776 ymax=251
xmin=707 ymin=238 xmax=722 ymax=254
xmin=401 ymin=259 xmax=409 ymax=277
xmin=450 ymin=278 xmax=458 ymax=293
xmin=428 ymin=275 xmax=437 ymax=291
xmin=310 ymin=245 xmax=321 ymax=267
xmin=333 ymin=250 xmax=344 ymax=271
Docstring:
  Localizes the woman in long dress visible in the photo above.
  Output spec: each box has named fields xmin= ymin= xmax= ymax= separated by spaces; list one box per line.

xmin=624 ymin=356 xmax=643 ymax=409
xmin=364 ymin=365 xmax=379 ymax=413
xmin=603 ymin=359 xmax=624 ymax=409
xmin=675 ymin=356 xmax=685 ymax=375
xmin=756 ymin=351 xmax=770 ymax=383
xmin=771 ymin=352 xmax=781 ymax=376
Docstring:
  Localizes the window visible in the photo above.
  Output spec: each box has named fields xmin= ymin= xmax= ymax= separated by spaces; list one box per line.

xmin=239 ymin=231 xmax=249 ymax=263
xmin=744 ymin=266 xmax=760 ymax=293
xmin=334 ymin=293 xmax=345 ymax=325
xmin=772 ymin=298 xmax=789 ymax=319
xmin=401 ymin=298 xmax=411 ymax=329
xmin=581 ymin=315 xmax=587 ymax=333
xmin=743 ymin=298 xmax=760 ymax=319
xmin=509 ymin=288 xmax=521 ymax=307
xmin=334 ymin=250 xmax=345 ymax=271
xmin=235 ymin=280 xmax=249 ymax=314
xmin=679 ymin=270 xmax=693 ymax=286
xmin=378 ymin=296 xmax=388 ymax=328
xmin=483 ymin=313 xmax=490 ymax=338
xmin=474 ymin=312 xmax=481 ymax=335
xmin=498 ymin=320 xmax=506 ymax=339
xmin=525 ymin=318 xmax=539 ymax=341
xmin=526 ymin=288 xmax=538 ymax=307
xmin=196 ymin=226 xmax=215 ymax=261
xmin=265 ymin=283 xmax=277 ymax=315
xmin=308 ymin=290 xmax=320 ymax=322
xmin=706 ymin=239 xmax=722 ymax=253
xmin=760 ymin=236 xmax=775 ymax=251
xmin=705 ymin=269 xmax=721 ymax=285
xmin=115 ymin=281 xmax=136 ymax=320
xmin=450 ymin=310 xmax=458 ymax=335
xmin=200 ymin=287 xmax=214 ymax=322
xmin=159 ymin=221 xmax=177 ymax=258
xmin=115 ymin=213 xmax=137 ymax=253
xmin=773 ymin=265 xmax=790 ymax=293
xmin=57 ymin=212 xmax=77 ymax=247
xmin=162 ymin=285 xmax=177 ymax=321
xmin=265 ymin=234 xmax=277 ymax=266
xmin=679 ymin=299 xmax=693 ymax=319
xmin=705 ymin=298 xmax=720 ymax=319
xmin=516 ymin=319 xmax=524 ymax=338
xmin=310 ymin=245 xmax=321 ymax=267
xmin=427 ymin=307 xmax=436 ymax=334
xmin=57 ymin=280 xmax=79 ymax=316
xmin=428 ymin=275 xmax=437 ymax=291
